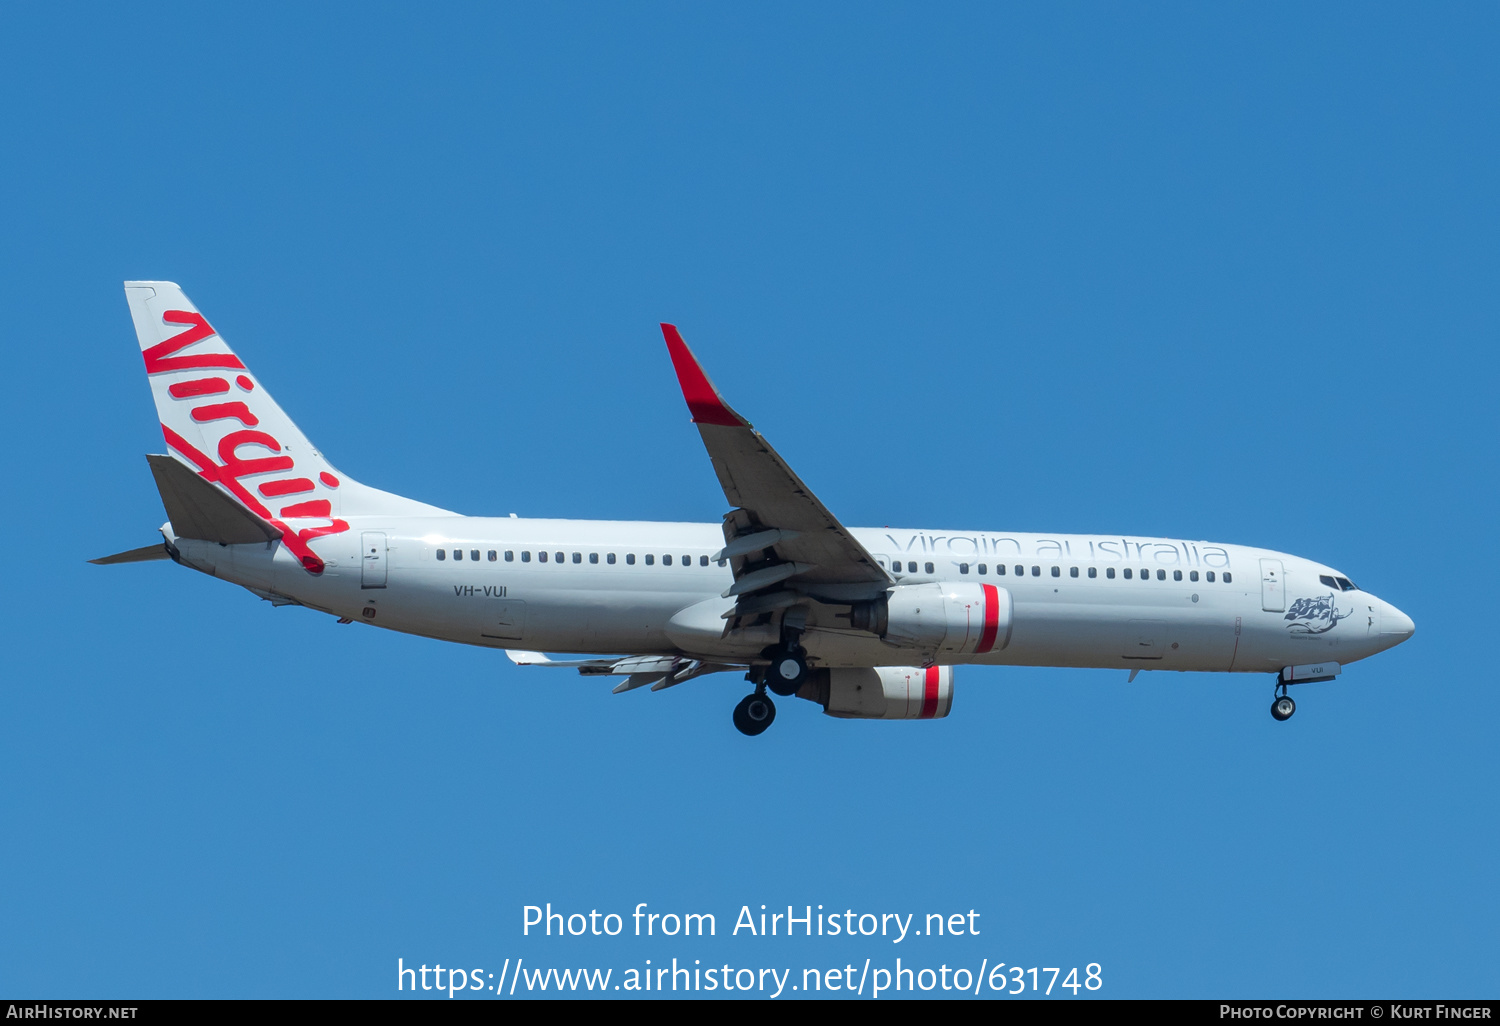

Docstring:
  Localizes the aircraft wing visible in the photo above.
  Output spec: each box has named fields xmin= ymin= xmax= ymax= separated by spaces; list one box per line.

xmin=506 ymin=649 xmax=740 ymax=693
xmin=661 ymin=324 xmax=892 ymax=606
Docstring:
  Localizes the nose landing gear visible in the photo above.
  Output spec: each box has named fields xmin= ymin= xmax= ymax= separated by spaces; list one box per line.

xmin=1270 ymin=681 xmax=1296 ymax=721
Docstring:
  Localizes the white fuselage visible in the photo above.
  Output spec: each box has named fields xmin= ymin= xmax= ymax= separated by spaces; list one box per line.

xmin=168 ymin=517 xmax=1413 ymax=677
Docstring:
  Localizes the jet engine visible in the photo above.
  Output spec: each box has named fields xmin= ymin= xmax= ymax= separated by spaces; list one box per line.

xmin=796 ymin=665 xmax=954 ymax=720
xmin=848 ymin=583 xmax=1012 ymax=656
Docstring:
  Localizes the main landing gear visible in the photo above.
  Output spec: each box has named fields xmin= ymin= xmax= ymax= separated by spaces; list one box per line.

xmin=764 ymin=645 xmax=809 ymax=697
xmin=1270 ymin=681 xmax=1296 ymax=722
xmin=732 ymin=679 xmax=777 ymax=737
xmin=733 ymin=621 xmax=806 ymax=736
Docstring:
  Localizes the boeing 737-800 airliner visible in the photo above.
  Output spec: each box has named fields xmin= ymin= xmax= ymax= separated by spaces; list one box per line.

xmin=95 ymin=282 xmax=1415 ymax=735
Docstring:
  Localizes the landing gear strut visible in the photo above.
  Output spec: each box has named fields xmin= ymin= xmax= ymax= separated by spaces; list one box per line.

xmin=733 ymin=675 xmax=777 ymax=736
xmin=735 ymin=612 xmax=806 ymax=734
xmin=1270 ymin=681 xmax=1296 ymax=722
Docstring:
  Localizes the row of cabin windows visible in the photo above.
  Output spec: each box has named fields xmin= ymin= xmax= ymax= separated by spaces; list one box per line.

xmin=962 ymin=563 xmax=1229 ymax=583
xmin=434 ymin=548 xmax=719 ymax=567
xmin=879 ymin=557 xmax=1231 ymax=583
xmin=431 ymin=547 xmax=1232 ymax=584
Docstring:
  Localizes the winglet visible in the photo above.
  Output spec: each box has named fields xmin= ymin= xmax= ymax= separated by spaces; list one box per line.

xmin=660 ymin=324 xmax=746 ymax=427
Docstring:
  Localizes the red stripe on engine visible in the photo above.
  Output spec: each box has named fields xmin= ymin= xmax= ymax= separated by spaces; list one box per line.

xmin=975 ymin=583 xmax=1000 ymax=653
xmin=920 ymin=666 xmax=940 ymax=719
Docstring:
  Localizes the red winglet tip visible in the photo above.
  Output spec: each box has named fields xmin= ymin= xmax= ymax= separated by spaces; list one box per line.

xmin=660 ymin=324 xmax=743 ymax=427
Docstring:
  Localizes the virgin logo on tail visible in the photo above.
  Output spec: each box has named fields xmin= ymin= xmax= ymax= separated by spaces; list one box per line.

xmin=146 ymin=310 xmax=349 ymax=573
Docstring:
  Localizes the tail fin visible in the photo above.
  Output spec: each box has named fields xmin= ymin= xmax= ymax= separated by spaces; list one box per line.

xmin=124 ymin=282 xmax=451 ymax=572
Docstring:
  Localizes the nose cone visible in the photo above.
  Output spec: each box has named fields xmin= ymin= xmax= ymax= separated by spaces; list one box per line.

xmin=1380 ymin=601 xmax=1415 ymax=644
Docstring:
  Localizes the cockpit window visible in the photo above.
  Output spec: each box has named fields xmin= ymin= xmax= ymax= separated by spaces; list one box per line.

xmin=1336 ymin=576 xmax=1358 ymax=591
xmin=1320 ymin=574 xmax=1338 ymax=589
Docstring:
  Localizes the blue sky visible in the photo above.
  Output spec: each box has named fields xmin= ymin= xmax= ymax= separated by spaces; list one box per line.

xmin=1 ymin=2 xmax=1495 ymax=999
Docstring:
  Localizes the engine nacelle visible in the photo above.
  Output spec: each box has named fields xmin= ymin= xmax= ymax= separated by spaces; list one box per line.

xmin=797 ymin=666 xmax=954 ymax=719
xmin=849 ymin=583 xmax=1012 ymax=656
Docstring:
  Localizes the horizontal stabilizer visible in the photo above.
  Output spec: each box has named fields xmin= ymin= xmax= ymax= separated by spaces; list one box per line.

xmin=89 ymin=543 xmax=170 ymax=565
xmin=147 ymin=454 xmax=282 ymax=545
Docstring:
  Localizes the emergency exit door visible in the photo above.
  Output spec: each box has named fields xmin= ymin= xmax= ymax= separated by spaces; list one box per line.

xmin=361 ymin=532 xmax=387 ymax=589
xmin=1260 ymin=558 xmax=1284 ymax=612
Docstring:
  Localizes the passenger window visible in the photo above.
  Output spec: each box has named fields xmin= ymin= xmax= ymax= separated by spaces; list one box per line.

xmin=1106 ymin=567 xmax=1115 ymax=579
xmin=959 ymin=563 xmax=969 ymax=574
xmin=1205 ymin=571 xmax=1214 ymax=582
xmin=978 ymin=563 xmax=987 ymax=575
xmin=538 ymin=551 xmax=547 ymax=563
xmin=1031 ymin=566 xmax=1040 ymax=577
xmin=1123 ymin=568 xmax=1132 ymax=579
xmin=908 ymin=562 xmax=918 ymax=573
xmin=522 ymin=551 xmax=531 ymax=563
xmin=1320 ymin=575 xmax=1337 ymax=588
xmin=454 ymin=549 xmax=463 ymax=561
xmin=682 ymin=555 xmax=691 ymax=567
xmin=572 ymin=552 xmax=582 ymax=564
xmin=924 ymin=562 xmax=934 ymax=574
xmin=1015 ymin=565 xmax=1024 ymax=576
xmin=717 ymin=558 xmax=727 ymax=567
xmin=607 ymin=553 xmax=616 ymax=564
xmin=555 ymin=552 xmax=563 ymax=564
xmin=700 ymin=555 xmax=708 ymax=566
xmin=1087 ymin=567 xmax=1097 ymax=578
xmin=1157 ymin=569 xmax=1166 ymax=581
xmin=488 ymin=550 xmax=497 ymax=562
xmin=1051 ymin=566 xmax=1060 ymax=577
xmin=505 ymin=550 xmax=514 ymax=562
xmin=1189 ymin=570 xmax=1197 ymax=581
xmin=1223 ymin=572 xmax=1233 ymax=583
xmin=589 ymin=552 xmax=599 ymax=564
xmin=996 ymin=564 xmax=1006 ymax=575
xmin=1070 ymin=567 xmax=1079 ymax=578
xmin=471 ymin=550 xmax=480 ymax=562
xmin=646 ymin=554 xmax=655 ymax=565
xmin=1173 ymin=570 xmax=1182 ymax=581
xmin=663 ymin=554 xmax=673 ymax=566
xmin=626 ymin=554 xmax=635 ymax=565
xmin=436 ymin=548 xmax=446 ymax=561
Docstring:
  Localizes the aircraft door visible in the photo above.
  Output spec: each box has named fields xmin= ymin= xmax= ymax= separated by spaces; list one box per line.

xmin=1260 ymin=558 xmax=1284 ymax=613
xmin=361 ymin=532 xmax=388 ymax=589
